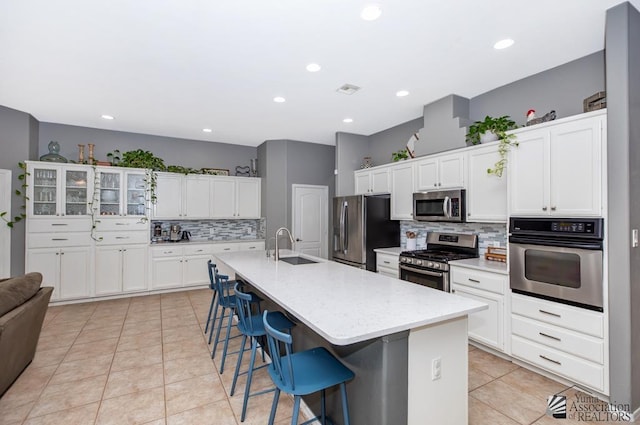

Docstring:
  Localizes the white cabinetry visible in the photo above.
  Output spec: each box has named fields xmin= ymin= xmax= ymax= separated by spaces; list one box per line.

xmin=509 ymin=112 xmax=604 ymax=217
xmin=95 ymin=231 xmax=148 ymax=296
xmin=210 ymin=177 xmax=261 ymax=218
xmin=354 ymin=167 xmax=390 ymax=195
xmin=27 ymin=162 xmax=92 ymax=218
xmin=153 ymin=173 xmax=212 ymax=219
xmin=466 ymin=144 xmax=507 ymax=222
xmin=450 ymin=265 xmax=508 ymax=352
xmin=96 ymin=167 xmax=148 ymax=218
xmin=415 ymin=153 xmax=464 ymax=191
xmin=27 ymin=245 xmax=92 ymax=301
xmin=390 ymin=163 xmax=414 ymax=220
xmin=376 ymin=251 xmax=400 ymax=278
xmin=511 ymin=293 xmax=608 ymax=394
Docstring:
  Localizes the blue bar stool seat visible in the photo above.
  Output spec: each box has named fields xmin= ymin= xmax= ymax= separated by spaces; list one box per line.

xmin=263 ymin=310 xmax=355 ymax=425
xmin=231 ymin=283 xmax=295 ymax=422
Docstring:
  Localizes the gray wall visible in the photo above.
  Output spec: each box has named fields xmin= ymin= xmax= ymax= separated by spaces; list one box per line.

xmin=416 ymin=94 xmax=470 ymax=156
xmin=335 ymin=132 xmax=370 ymax=196
xmin=39 ymin=123 xmax=257 ymax=172
xmin=470 ymin=51 xmax=605 ymax=127
xmin=369 ymin=117 xmax=423 ymax=166
xmin=606 ymin=2 xmax=640 ymax=411
xmin=0 ymin=105 xmax=40 ymax=275
xmin=259 ymin=140 xmax=335 ymax=250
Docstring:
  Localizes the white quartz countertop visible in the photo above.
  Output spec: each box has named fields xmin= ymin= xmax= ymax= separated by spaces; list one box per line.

xmin=150 ymin=239 xmax=264 ymax=246
xmin=449 ymin=257 xmax=509 ymax=275
xmin=373 ymin=247 xmax=404 ymax=256
xmin=216 ymin=250 xmax=487 ymax=346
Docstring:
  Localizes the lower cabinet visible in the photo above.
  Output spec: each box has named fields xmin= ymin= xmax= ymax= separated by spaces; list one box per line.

xmin=450 ymin=265 xmax=508 ymax=353
xmin=375 ymin=251 xmax=400 ymax=278
xmin=95 ymin=244 xmax=148 ymax=295
xmin=27 ymin=246 xmax=92 ymax=301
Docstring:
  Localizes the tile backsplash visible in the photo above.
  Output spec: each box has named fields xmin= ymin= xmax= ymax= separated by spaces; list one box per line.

xmin=399 ymin=221 xmax=507 ymax=256
xmin=151 ymin=218 xmax=266 ymax=241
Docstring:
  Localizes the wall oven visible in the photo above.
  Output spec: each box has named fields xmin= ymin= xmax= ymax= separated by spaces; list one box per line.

xmin=413 ymin=189 xmax=465 ymax=222
xmin=509 ymin=217 xmax=604 ymax=312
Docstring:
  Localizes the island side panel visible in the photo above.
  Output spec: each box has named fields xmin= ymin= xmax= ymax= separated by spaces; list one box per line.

xmin=408 ymin=316 xmax=469 ymax=425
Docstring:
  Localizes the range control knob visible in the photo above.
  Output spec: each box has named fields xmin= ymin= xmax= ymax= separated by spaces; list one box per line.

xmin=426 ymin=261 xmax=433 ymax=268
xmin=433 ymin=263 xmax=441 ymax=269
xmin=415 ymin=259 xmax=423 ymax=266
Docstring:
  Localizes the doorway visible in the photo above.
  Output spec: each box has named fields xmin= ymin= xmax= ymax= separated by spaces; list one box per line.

xmin=292 ymin=184 xmax=328 ymax=258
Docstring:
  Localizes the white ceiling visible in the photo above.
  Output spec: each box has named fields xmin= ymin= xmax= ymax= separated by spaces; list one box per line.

xmin=0 ymin=0 xmax=635 ymax=147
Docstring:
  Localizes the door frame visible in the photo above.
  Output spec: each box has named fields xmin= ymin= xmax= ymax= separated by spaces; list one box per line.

xmin=291 ymin=184 xmax=329 ymax=259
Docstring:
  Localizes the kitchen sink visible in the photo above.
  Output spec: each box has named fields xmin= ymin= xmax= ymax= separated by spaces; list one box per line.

xmin=279 ymin=256 xmax=317 ymax=265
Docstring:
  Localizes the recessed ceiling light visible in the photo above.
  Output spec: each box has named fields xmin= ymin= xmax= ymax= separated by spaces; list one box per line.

xmin=306 ymin=63 xmax=321 ymax=72
xmin=396 ymin=90 xmax=410 ymax=97
xmin=493 ymin=38 xmax=514 ymax=50
xmin=343 ymin=118 xmax=354 ymax=123
xmin=101 ymin=114 xmax=114 ymax=120
xmin=361 ymin=4 xmax=382 ymax=21
xmin=273 ymin=96 xmax=286 ymax=103
xmin=202 ymin=128 xmax=212 ymax=133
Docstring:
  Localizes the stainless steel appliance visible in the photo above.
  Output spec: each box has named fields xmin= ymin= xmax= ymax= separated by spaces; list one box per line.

xmin=413 ymin=189 xmax=466 ymax=222
xmin=509 ymin=217 xmax=604 ymax=312
xmin=169 ymin=224 xmax=182 ymax=242
xmin=399 ymin=232 xmax=478 ymax=291
xmin=332 ymin=195 xmax=399 ymax=271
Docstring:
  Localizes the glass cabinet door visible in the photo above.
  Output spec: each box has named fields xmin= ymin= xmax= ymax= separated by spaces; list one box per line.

xmin=32 ymin=167 xmax=59 ymax=216
xmin=99 ymin=171 xmax=121 ymax=216
xmin=126 ymin=173 xmax=146 ymax=216
xmin=64 ymin=169 xmax=89 ymax=216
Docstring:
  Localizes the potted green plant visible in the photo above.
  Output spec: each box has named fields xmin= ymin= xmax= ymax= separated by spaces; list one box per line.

xmin=466 ymin=115 xmax=519 ymax=177
xmin=391 ymin=149 xmax=409 ymax=162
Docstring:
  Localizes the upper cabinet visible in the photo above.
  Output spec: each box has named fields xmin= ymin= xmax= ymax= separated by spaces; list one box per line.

xmin=27 ymin=163 xmax=92 ymax=218
xmin=96 ymin=167 xmax=148 ymax=218
xmin=390 ymin=162 xmax=415 ymax=220
xmin=509 ymin=112 xmax=604 ymax=217
xmin=466 ymin=144 xmax=507 ymax=222
xmin=153 ymin=173 xmax=213 ymax=219
xmin=210 ymin=177 xmax=261 ymax=219
xmin=414 ymin=152 xmax=464 ymax=191
xmin=354 ymin=167 xmax=390 ymax=195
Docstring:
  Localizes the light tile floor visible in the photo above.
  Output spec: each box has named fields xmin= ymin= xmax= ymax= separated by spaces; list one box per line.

xmin=0 ymin=289 xmax=634 ymax=425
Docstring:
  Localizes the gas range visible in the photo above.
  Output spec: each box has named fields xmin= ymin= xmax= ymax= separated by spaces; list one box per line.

xmin=399 ymin=233 xmax=478 ymax=291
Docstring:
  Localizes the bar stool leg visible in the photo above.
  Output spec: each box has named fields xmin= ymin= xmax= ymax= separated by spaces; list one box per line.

xmin=204 ymin=291 xmax=215 ymax=336
xmin=268 ymin=388 xmax=280 ymax=425
xmin=240 ymin=337 xmax=260 ymax=421
xmin=230 ymin=334 xmax=248 ymax=396
xmin=219 ymin=308 xmax=235 ymax=373
xmin=321 ymin=389 xmax=326 ymax=424
xmin=291 ymin=396 xmax=301 ymax=425
xmin=340 ymin=383 xmax=351 ymax=425
xmin=211 ymin=305 xmax=227 ymax=358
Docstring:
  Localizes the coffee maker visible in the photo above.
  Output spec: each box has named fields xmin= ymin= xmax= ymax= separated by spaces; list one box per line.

xmin=169 ymin=224 xmax=181 ymax=242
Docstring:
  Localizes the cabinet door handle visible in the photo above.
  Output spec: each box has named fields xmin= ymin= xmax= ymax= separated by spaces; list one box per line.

xmin=164 ymin=251 xmax=173 ymax=254
xmin=224 ymin=248 xmax=231 ymax=251
xmin=539 ymin=355 xmax=561 ymax=366
xmin=542 ymin=206 xmax=548 ymax=211
xmin=383 ymin=261 xmax=391 ymax=264
xmin=51 ymin=238 xmax=68 ymax=241
xmin=551 ymin=206 xmax=557 ymax=211
xmin=248 ymin=247 xmax=256 ymax=249
xmin=115 ymin=236 xmax=129 ymax=239
xmin=468 ymin=278 xmax=480 ymax=283
xmin=196 ymin=249 xmax=203 ymax=252
xmin=539 ymin=332 xmax=561 ymax=342
xmin=51 ymin=223 xmax=68 ymax=226
xmin=538 ymin=309 xmax=561 ymax=318
xmin=115 ymin=223 xmax=129 ymax=226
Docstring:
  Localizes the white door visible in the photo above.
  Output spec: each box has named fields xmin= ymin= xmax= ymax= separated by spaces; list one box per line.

xmin=370 ymin=168 xmax=390 ymax=193
xmin=390 ymin=163 xmax=414 ymax=220
xmin=236 ymin=178 xmax=261 ymax=218
xmin=414 ymin=158 xmax=438 ymax=190
xmin=467 ymin=145 xmax=507 ymax=222
xmin=292 ymin=185 xmax=328 ymax=258
xmin=59 ymin=246 xmax=91 ymax=299
xmin=26 ymin=248 xmax=60 ymax=300
xmin=153 ymin=173 xmax=183 ymax=218
xmin=438 ymin=153 xmax=464 ymax=188
xmin=122 ymin=245 xmax=147 ymax=292
xmin=184 ymin=176 xmax=211 ymax=218
xmin=95 ymin=245 xmax=122 ymax=295
xmin=211 ymin=178 xmax=236 ymax=218
xmin=0 ymin=169 xmax=10 ymax=278
xmin=354 ymin=171 xmax=371 ymax=195
xmin=509 ymin=129 xmax=548 ymax=216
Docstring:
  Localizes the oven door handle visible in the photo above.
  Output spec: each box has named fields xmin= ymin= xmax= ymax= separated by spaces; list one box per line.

xmin=510 ymin=236 xmax=603 ymax=250
xmin=400 ymin=265 xmax=443 ymax=277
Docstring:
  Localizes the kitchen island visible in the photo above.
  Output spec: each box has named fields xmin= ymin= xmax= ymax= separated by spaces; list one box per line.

xmin=216 ymin=250 xmax=487 ymax=425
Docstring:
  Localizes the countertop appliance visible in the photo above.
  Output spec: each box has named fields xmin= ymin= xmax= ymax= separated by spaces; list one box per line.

xmin=399 ymin=232 xmax=478 ymax=291
xmin=509 ymin=217 xmax=604 ymax=312
xmin=413 ymin=189 xmax=466 ymax=222
xmin=169 ymin=224 xmax=181 ymax=242
xmin=332 ymin=195 xmax=399 ymax=271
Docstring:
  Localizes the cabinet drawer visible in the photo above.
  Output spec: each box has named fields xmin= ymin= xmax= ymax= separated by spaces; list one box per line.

xmin=511 ymin=294 xmax=604 ymax=338
xmin=96 ymin=231 xmax=149 ymax=245
xmin=451 ymin=267 xmax=506 ymax=294
xmin=28 ymin=232 xmax=92 ymax=248
xmin=237 ymin=241 xmax=265 ymax=251
xmin=210 ymin=243 xmax=238 ymax=254
xmin=377 ymin=266 xmax=399 ymax=278
xmin=29 ymin=218 xmax=91 ymax=233
xmin=376 ymin=253 xmax=399 ymax=270
xmin=94 ymin=219 xmax=149 ymax=232
xmin=151 ymin=246 xmax=184 ymax=258
xmin=512 ymin=315 xmax=604 ymax=364
xmin=512 ymin=335 xmax=605 ymax=393
xmin=183 ymin=245 xmax=212 ymax=256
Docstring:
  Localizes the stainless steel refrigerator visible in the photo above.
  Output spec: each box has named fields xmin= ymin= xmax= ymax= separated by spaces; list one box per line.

xmin=332 ymin=195 xmax=400 ymax=271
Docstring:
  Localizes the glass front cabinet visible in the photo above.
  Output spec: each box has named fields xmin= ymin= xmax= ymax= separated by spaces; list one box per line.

xmin=28 ymin=163 xmax=92 ymax=217
xmin=96 ymin=167 xmax=148 ymax=217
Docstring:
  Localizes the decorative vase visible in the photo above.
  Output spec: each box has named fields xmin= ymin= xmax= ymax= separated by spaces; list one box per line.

xmin=88 ymin=143 xmax=95 ymax=164
xmin=480 ymin=131 xmax=499 ymax=144
xmin=78 ymin=144 xmax=85 ymax=163
xmin=361 ymin=157 xmax=372 ymax=168
xmin=406 ymin=238 xmax=417 ymax=251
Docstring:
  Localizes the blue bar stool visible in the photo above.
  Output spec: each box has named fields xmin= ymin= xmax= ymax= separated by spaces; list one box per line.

xmin=204 ymin=260 xmax=233 ymax=344
xmin=209 ymin=261 xmax=260 ymax=373
xmin=231 ymin=283 xmax=295 ymax=422
xmin=262 ymin=310 xmax=355 ymax=425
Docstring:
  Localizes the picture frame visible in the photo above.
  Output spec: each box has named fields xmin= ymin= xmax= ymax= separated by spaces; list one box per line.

xmin=201 ymin=168 xmax=230 ymax=176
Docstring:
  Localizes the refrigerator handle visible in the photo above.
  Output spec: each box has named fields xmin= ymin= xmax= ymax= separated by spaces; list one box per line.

xmin=343 ymin=202 xmax=348 ymax=253
xmin=339 ymin=201 xmax=346 ymax=253
xmin=443 ymin=196 xmax=451 ymax=218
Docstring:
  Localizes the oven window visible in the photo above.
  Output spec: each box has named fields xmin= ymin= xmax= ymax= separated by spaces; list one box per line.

xmin=524 ymin=249 xmax=581 ymax=288
xmin=415 ymin=200 xmax=445 ymax=217
xmin=400 ymin=268 xmax=444 ymax=291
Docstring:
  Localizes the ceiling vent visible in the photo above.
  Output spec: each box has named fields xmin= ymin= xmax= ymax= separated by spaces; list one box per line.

xmin=336 ymin=84 xmax=361 ymax=95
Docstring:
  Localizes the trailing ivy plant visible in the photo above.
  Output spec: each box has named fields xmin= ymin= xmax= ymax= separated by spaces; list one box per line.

xmin=87 ymin=165 xmax=103 ymax=242
xmin=0 ymin=162 xmax=29 ymax=228
xmin=465 ymin=115 xmax=519 ymax=177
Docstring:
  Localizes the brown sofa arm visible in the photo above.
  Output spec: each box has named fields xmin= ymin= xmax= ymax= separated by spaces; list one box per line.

xmin=0 ymin=286 xmax=54 ymax=396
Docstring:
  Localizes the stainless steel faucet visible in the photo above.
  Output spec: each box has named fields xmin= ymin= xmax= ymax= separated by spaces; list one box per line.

xmin=274 ymin=227 xmax=295 ymax=261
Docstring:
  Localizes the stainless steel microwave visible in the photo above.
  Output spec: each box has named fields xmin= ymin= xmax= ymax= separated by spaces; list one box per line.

xmin=413 ymin=189 xmax=466 ymax=222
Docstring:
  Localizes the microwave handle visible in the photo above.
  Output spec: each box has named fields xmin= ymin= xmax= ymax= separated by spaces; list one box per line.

xmin=443 ymin=196 xmax=451 ymax=218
